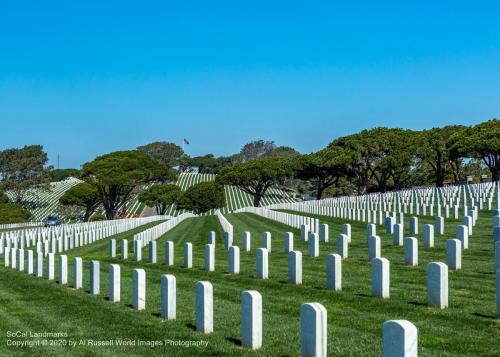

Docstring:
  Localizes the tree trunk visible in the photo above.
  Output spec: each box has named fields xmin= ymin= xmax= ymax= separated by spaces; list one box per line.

xmin=435 ymin=159 xmax=444 ymax=187
xmin=253 ymin=192 xmax=262 ymax=207
xmin=316 ymin=181 xmax=325 ymax=200
xmin=491 ymin=165 xmax=500 ymax=182
xmin=83 ymin=208 xmax=91 ymax=222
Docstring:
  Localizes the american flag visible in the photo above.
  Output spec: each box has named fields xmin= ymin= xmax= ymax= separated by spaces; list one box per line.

xmin=183 ymin=138 xmax=190 ymax=144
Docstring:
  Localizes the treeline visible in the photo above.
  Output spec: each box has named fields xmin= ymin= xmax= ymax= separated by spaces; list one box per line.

xmin=0 ymin=118 xmax=498 ymax=223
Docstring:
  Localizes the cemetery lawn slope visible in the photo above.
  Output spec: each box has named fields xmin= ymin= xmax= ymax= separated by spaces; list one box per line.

xmin=0 ymin=212 xmax=499 ymax=355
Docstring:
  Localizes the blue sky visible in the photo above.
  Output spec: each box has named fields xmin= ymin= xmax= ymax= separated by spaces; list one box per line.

xmin=0 ymin=1 xmax=499 ymax=168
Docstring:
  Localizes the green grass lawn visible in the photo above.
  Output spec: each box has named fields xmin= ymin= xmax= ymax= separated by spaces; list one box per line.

xmin=0 ymin=210 xmax=499 ymax=356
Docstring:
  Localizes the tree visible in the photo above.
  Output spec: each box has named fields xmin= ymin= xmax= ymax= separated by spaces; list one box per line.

xmin=177 ymin=181 xmax=225 ymax=214
xmin=138 ymin=184 xmax=181 ymax=215
xmin=0 ymin=145 xmax=50 ymax=203
xmin=329 ymin=133 xmax=372 ymax=194
xmin=59 ymin=182 xmax=101 ymax=222
xmin=295 ymin=147 xmax=351 ymax=199
xmin=460 ymin=119 xmax=500 ymax=181
xmin=181 ymin=155 xmax=219 ymax=173
xmin=216 ymin=157 xmax=295 ymax=207
xmin=137 ymin=142 xmax=184 ymax=168
xmin=49 ymin=168 xmax=81 ymax=181
xmin=0 ymin=191 xmax=9 ymax=204
xmin=239 ymin=140 xmax=277 ymax=162
xmin=416 ymin=126 xmax=467 ymax=187
xmin=82 ymin=150 xmax=173 ymax=219
xmin=267 ymin=146 xmax=300 ymax=158
xmin=0 ymin=204 xmax=31 ymax=224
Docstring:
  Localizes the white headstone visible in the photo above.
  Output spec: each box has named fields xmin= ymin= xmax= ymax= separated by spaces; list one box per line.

xmin=367 ymin=224 xmax=376 ymax=241
xmin=134 ymin=240 xmax=142 ymax=261
xmin=196 ymin=281 xmax=213 ymax=333
xmin=495 ymin=241 xmax=500 ymax=272
xmin=58 ymin=255 xmax=68 ymax=284
xmin=300 ymin=303 xmax=327 ymax=357
xmin=427 ymin=262 xmax=448 ymax=309
xmin=409 ymin=217 xmax=418 ymax=235
xmin=497 ymin=269 xmax=500 ymax=318
xmin=463 ymin=216 xmax=473 ymax=235
xmin=262 ymin=232 xmax=271 ymax=252
xmin=309 ymin=233 xmax=319 ymax=257
xmin=423 ymin=224 xmax=434 ymax=248
xmin=224 ymin=231 xmax=233 ymax=250
xmin=110 ymin=239 xmax=116 ymax=258
xmin=256 ymin=248 xmax=268 ymax=279
xmin=36 ymin=251 xmax=43 ymax=277
xmin=288 ymin=251 xmax=302 ymax=285
xmin=372 ymin=257 xmax=390 ymax=298
xmin=149 ymin=241 xmax=157 ymax=263
xmin=368 ymin=235 xmax=381 ymax=261
xmin=121 ymin=239 xmax=128 ymax=259
xmin=393 ymin=224 xmax=403 ymax=246
xmin=435 ymin=216 xmax=444 ymax=235
xmin=165 ymin=241 xmax=174 ymax=266
xmin=26 ymin=250 xmax=34 ymax=275
xmin=109 ymin=264 xmax=120 ymax=302
xmin=320 ymin=224 xmax=329 ymax=243
xmin=73 ymin=257 xmax=82 ymax=289
xmin=132 ymin=268 xmax=146 ymax=310
xmin=342 ymin=224 xmax=351 ymax=243
xmin=300 ymin=224 xmax=310 ymax=242
xmin=17 ymin=248 xmax=24 ymax=271
xmin=404 ymin=237 xmax=418 ymax=266
xmin=204 ymin=244 xmax=215 ymax=272
xmin=446 ymin=239 xmax=462 ymax=270
xmin=243 ymin=231 xmax=251 ymax=252
xmin=383 ymin=320 xmax=418 ymax=357
xmin=46 ymin=253 xmax=55 ymax=280
xmin=90 ymin=260 xmax=100 ymax=295
xmin=208 ymin=231 xmax=216 ymax=245
xmin=228 ymin=246 xmax=240 ymax=274
xmin=184 ymin=242 xmax=193 ymax=268
xmin=456 ymin=225 xmax=469 ymax=250
xmin=336 ymin=234 xmax=348 ymax=259
xmin=161 ymin=274 xmax=176 ymax=319
xmin=284 ymin=232 xmax=293 ymax=253
xmin=241 ymin=290 xmax=262 ymax=350
xmin=326 ymin=253 xmax=341 ymax=291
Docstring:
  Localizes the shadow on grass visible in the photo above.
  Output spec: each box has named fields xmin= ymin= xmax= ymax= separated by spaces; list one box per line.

xmin=354 ymin=293 xmax=371 ymax=298
xmin=409 ymin=301 xmax=427 ymax=307
xmin=227 ymin=337 xmax=242 ymax=346
xmin=472 ymin=312 xmax=497 ymax=320
xmin=186 ymin=323 xmax=196 ymax=331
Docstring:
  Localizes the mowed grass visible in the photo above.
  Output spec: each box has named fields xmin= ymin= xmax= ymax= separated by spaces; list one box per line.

xmin=0 ymin=210 xmax=499 ymax=356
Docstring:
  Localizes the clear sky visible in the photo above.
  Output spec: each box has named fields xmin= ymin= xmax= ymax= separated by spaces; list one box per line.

xmin=0 ymin=1 xmax=499 ymax=168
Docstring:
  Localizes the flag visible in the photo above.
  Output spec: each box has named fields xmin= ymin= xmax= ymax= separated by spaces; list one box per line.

xmin=183 ymin=138 xmax=190 ymax=144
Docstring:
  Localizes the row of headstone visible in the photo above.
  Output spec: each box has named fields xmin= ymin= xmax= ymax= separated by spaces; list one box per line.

xmin=133 ymin=213 xmax=196 ymax=247
xmin=0 ymin=215 xmax=167 ymax=259
xmin=234 ymin=206 xmax=320 ymax=233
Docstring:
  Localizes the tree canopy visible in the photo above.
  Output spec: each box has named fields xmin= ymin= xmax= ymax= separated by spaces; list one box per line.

xmin=0 ymin=203 xmax=31 ymax=224
xmin=216 ymin=157 xmax=295 ymax=207
xmin=138 ymin=184 xmax=181 ymax=215
xmin=49 ymin=168 xmax=81 ymax=181
xmin=177 ymin=181 xmax=225 ymax=214
xmin=416 ymin=125 xmax=468 ymax=187
xmin=0 ymin=145 xmax=50 ymax=203
xmin=0 ymin=191 xmax=10 ymax=204
xmin=295 ymin=147 xmax=351 ymax=199
xmin=137 ymin=141 xmax=184 ymax=168
xmin=59 ymin=182 xmax=101 ymax=222
xmin=82 ymin=150 xmax=173 ymax=219
xmin=459 ymin=119 xmax=500 ymax=181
